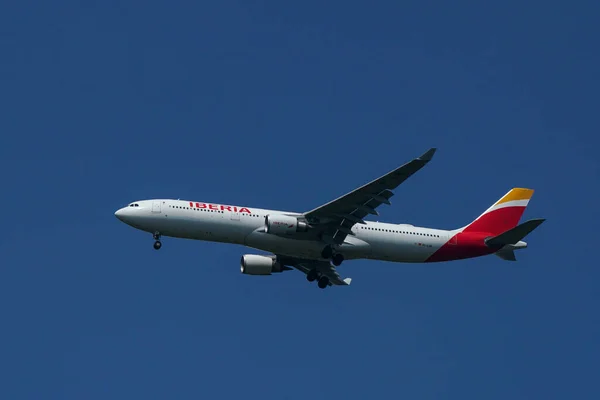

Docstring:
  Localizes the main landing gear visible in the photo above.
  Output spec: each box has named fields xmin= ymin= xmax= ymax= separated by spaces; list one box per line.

xmin=308 ymin=245 xmax=345 ymax=289
xmin=306 ymin=269 xmax=330 ymax=289
xmin=321 ymin=245 xmax=344 ymax=267
xmin=331 ymin=253 xmax=344 ymax=267
xmin=317 ymin=276 xmax=330 ymax=289
xmin=153 ymin=232 xmax=162 ymax=250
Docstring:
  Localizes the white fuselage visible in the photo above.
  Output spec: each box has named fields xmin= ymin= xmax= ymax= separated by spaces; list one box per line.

xmin=115 ymin=199 xmax=455 ymax=263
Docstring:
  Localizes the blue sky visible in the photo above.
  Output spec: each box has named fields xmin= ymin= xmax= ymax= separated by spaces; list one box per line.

xmin=1 ymin=1 xmax=598 ymax=399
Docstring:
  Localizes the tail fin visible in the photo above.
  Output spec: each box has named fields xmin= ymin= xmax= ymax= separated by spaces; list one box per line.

xmin=462 ymin=188 xmax=534 ymax=235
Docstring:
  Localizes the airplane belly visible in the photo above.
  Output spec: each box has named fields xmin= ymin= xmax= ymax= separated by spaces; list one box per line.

xmin=338 ymin=235 xmax=372 ymax=259
xmin=244 ymin=231 xmax=321 ymax=258
xmin=154 ymin=216 xmax=211 ymax=239
xmin=136 ymin=214 xmax=241 ymax=243
xmin=244 ymin=231 xmax=372 ymax=260
xmin=368 ymin=234 xmax=441 ymax=263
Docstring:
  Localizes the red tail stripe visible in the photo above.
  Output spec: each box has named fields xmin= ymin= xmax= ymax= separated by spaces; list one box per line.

xmin=463 ymin=206 xmax=526 ymax=236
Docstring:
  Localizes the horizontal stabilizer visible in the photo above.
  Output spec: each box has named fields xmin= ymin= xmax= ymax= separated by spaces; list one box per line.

xmin=486 ymin=218 xmax=546 ymax=247
xmin=495 ymin=248 xmax=517 ymax=261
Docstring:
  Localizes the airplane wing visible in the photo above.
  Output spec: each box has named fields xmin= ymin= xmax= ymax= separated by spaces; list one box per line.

xmin=278 ymin=255 xmax=352 ymax=286
xmin=303 ymin=147 xmax=436 ymax=245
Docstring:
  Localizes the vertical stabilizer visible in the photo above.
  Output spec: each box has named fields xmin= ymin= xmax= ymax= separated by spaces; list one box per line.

xmin=462 ymin=188 xmax=534 ymax=235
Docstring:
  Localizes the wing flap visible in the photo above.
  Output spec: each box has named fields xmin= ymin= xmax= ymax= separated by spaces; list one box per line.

xmin=279 ymin=256 xmax=352 ymax=286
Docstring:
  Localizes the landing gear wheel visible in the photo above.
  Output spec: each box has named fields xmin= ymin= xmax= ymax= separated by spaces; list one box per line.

xmin=332 ymin=253 xmax=344 ymax=266
xmin=317 ymin=276 xmax=330 ymax=289
xmin=321 ymin=245 xmax=333 ymax=259
xmin=152 ymin=232 xmax=162 ymax=250
xmin=307 ymin=269 xmax=319 ymax=282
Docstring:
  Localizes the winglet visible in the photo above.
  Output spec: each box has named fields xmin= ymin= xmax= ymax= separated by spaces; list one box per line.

xmin=418 ymin=147 xmax=437 ymax=162
xmin=343 ymin=278 xmax=352 ymax=285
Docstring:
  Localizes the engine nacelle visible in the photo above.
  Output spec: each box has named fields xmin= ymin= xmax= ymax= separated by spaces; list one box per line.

xmin=264 ymin=214 xmax=309 ymax=235
xmin=240 ymin=254 xmax=285 ymax=275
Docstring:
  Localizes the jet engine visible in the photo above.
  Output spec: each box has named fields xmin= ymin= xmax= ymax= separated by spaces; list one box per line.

xmin=264 ymin=214 xmax=309 ymax=235
xmin=240 ymin=254 xmax=286 ymax=275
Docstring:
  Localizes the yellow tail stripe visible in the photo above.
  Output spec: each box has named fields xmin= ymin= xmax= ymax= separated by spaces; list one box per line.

xmin=496 ymin=188 xmax=534 ymax=205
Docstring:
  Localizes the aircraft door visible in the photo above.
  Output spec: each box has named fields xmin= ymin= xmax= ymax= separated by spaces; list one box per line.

xmin=152 ymin=201 xmax=161 ymax=213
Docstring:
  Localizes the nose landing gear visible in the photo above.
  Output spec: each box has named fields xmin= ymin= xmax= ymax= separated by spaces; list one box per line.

xmin=153 ymin=232 xmax=162 ymax=250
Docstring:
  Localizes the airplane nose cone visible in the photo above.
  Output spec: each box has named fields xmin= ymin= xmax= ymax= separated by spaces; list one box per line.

xmin=115 ymin=208 xmax=126 ymax=221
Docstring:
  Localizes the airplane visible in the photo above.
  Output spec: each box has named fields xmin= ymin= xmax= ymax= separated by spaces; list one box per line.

xmin=114 ymin=148 xmax=545 ymax=289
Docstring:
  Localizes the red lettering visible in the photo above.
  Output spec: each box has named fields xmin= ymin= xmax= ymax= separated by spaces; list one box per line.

xmin=190 ymin=202 xmax=250 ymax=213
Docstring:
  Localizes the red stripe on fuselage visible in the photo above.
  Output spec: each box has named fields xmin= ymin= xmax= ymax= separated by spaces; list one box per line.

xmin=425 ymin=231 xmax=495 ymax=262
